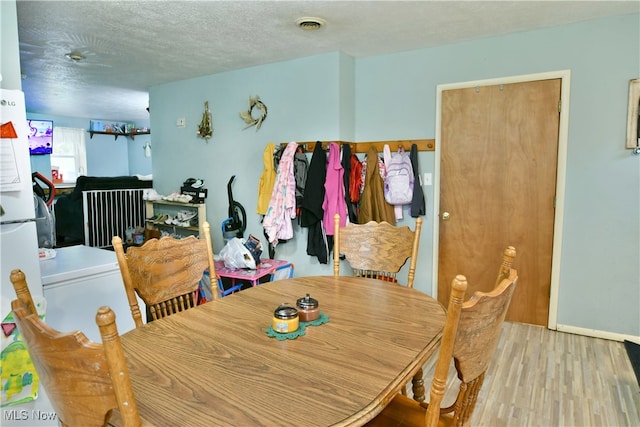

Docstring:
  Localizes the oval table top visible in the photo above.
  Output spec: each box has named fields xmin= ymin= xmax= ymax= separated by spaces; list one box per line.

xmin=117 ymin=275 xmax=445 ymax=426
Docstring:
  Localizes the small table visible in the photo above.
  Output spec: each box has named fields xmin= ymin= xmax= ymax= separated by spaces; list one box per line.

xmin=215 ymin=258 xmax=292 ymax=288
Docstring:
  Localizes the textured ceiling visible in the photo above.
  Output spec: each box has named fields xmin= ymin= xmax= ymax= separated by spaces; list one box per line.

xmin=16 ymin=1 xmax=639 ymax=123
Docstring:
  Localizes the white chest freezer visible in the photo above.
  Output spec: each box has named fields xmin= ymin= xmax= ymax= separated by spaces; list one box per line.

xmin=40 ymin=245 xmax=144 ymax=342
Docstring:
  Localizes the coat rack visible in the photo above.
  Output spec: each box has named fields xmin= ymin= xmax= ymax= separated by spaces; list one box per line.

xmin=284 ymin=139 xmax=435 ymax=153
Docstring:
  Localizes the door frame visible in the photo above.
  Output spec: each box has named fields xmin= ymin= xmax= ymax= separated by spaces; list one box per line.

xmin=432 ymin=70 xmax=571 ymax=330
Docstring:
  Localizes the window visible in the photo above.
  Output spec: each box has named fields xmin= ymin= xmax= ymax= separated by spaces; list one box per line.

xmin=50 ymin=127 xmax=87 ymax=183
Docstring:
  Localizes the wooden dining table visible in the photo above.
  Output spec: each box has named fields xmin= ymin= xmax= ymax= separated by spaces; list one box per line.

xmin=115 ymin=275 xmax=445 ymax=426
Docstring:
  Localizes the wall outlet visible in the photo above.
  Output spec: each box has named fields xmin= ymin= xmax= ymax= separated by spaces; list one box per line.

xmin=177 ymin=118 xmax=186 ymax=128
xmin=423 ymin=172 xmax=432 ymax=186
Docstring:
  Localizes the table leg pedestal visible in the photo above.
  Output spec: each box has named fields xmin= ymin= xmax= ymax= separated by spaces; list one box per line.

xmin=411 ymin=368 xmax=425 ymax=402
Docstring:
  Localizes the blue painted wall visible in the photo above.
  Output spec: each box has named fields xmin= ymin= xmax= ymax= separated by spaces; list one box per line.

xmin=356 ymin=14 xmax=640 ymax=336
xmin=150 ymin=52 xmax=350 ymax=269
xmin=149 ymin=14 xmax=639 ymax=337
xmin=0 ymin=0 xmax=21 ymax=91
xmin=26 ymin=113 xmax=151 ymax=180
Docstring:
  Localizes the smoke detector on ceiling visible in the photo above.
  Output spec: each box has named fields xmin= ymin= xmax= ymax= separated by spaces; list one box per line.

xmin=296 ymin=17 xmax=326 ymax=31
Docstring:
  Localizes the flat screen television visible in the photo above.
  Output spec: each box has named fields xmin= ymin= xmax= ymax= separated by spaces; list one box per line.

xmin=27 ymin=119 xmax=53 ymax=155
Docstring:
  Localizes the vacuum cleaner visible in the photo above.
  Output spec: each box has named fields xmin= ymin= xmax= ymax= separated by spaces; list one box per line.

xmin=221 ymin=175 xmax=246 ymax=243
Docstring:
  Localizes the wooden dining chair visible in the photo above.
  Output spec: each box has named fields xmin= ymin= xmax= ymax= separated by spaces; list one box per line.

xmin=333 ymin=213 xmax=423 ymax=288
xmin=10 ymin=269 xmax=141 ymax=427
xmin=366 ymin=246 xmax=518 ymax=427
xmin=113 ymin=221 xmax=218 ymax=328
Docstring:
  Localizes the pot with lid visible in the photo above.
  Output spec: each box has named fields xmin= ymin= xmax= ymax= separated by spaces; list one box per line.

xmin=296 ymin=294 xmax=319 ymax=322
xmin=273 ymin=304 xmax=299 ymax=333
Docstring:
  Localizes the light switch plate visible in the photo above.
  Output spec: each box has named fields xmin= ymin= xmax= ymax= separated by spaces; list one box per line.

xmin=177 ymin=118 xmax=186 ymax=128
xmin=423 ymin=173 xmax=432 ymax=186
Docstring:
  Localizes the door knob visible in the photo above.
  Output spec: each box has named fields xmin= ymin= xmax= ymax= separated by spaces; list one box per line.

xmin=441 ymin=212 xmax=450 ymax=221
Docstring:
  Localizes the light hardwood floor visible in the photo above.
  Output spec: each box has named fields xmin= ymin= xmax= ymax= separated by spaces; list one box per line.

xmin=416 ymin=322 xmax=640 ymax=426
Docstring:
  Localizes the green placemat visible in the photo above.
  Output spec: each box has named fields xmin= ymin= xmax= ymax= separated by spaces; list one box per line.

xmin=265 ymin=312 xmax=329 ymax=341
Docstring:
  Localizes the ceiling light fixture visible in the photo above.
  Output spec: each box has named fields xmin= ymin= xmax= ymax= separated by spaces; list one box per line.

xmin=296 ymin=17 xmax=326 ymax=31
xmin=65 ymin=52 xmax=85 ymax=62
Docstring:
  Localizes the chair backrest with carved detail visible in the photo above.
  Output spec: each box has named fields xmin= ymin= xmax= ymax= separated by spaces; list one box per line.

xmin=10 ymin=269 xmax=141 ymax=427
xmin=425 ymin=246 xmax=518 ymax=427
xmin=113 ymin=221 xmax=218 ymax=327
xmin=333 ymin=213 xmax=423 ymax=288
xmin=365 ymin=247 xmax=517 ymax=427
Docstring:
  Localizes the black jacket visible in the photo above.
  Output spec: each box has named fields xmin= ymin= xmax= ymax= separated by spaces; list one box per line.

xmin=301 ymin=142 xmax=328 ymax=263
xmin=410 ymin=143 xmax=425 ymax=217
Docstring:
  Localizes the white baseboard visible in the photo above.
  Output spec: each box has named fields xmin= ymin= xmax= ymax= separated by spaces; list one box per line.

xmin=556 ymin=324 xmax=640 ymax=343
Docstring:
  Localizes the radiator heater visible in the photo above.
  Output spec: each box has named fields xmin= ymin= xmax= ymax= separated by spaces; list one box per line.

xmin=82 ymin=189 xmax=147 ymax=248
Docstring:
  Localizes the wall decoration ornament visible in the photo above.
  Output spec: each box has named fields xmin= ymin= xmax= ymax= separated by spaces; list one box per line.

xmin=197 ymin=101 xmax=213 ymax=141
xmin=626 ymin=78 xmax=640 ymax=154
xmin=240 ymin=96 xmax=267 ymax=130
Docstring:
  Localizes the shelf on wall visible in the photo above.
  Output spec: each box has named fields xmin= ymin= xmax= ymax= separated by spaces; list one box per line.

xmin=88 ymin=130 xmax=150 ymax=140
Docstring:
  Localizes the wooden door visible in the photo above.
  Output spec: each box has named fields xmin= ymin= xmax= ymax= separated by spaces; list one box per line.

xmin=438 ymin=79 xmax=561 ymax=326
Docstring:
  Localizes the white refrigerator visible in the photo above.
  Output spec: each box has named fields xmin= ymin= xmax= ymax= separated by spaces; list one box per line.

xmin=0 ymin=88 xmax=43 ymax=319
xmin=0 ymin=89 xmax=56 ymax=421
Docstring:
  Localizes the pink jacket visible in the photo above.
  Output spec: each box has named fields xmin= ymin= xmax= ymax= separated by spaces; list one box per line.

xmin=322 ymin=142 xmax=347 ymax=235
xmin=263 ymin=142 xmax=298 ymax=245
